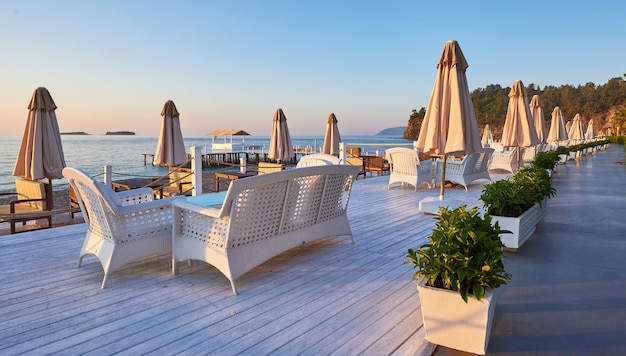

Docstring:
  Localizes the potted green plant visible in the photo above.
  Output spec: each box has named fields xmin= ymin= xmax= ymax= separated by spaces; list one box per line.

xmin=405 ymin=205 xmax=510 ymax=354
xmin=531 ymin=151 xmax=559 ymax=173
xmin=555 ymin=146 xmax=569 ymax=164
xmin=480 ymin=167 xmax=555 ymax=251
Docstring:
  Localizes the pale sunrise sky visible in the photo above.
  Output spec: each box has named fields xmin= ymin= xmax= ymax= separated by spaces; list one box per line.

xmin=1 ymin=0 xmax=625 ymax=137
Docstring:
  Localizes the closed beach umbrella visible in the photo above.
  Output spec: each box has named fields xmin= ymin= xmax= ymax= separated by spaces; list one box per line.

xmin=547 ymin=106 xmax=569 ymax=143
xmin=502 ymin=80 xmax=540 ymax=149
xmin=501 ymin=80 xmax=539 ymax=170
xmin=322 ymin=113 xmax=341 ymax=156
xmin=415 ymin=40 xmax=482 ymax=199
xmin=13 ymin=87 xmax=66 ymax=181
xmin=585 ymin=119 xmax=596 ymax=140
xmin=568 ymin=113 xmax=585 ymax=143
xmin=154 ymin=100 xmax=186 ymax=166
xmin=565 ymin=120 xmax=571 ymax=135
xmin=268 ymin=108 xmax=294 ymax=162
xmin=481 ymin=124 xmax=494 ymax=145
xmin=529 ymin=95 xmax=546 ymax=143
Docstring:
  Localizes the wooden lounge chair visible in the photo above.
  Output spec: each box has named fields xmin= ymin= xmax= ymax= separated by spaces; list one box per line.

xmin=386 ymin=147 xmax=433 ymax=190
xmin=0 ymin=178 xmax=52 ymax=234
xmin=257 ymin=162 xmax=285 ymax=174
xmin=156 ymin=167 xmax=193 ymax=198
xmin=63 ymin=167 xmax=184 ymax=288
xmin=362 ymin=155 xmax=390 ymax=176
xmin=345 ymin=156 xmax=367 ymax=179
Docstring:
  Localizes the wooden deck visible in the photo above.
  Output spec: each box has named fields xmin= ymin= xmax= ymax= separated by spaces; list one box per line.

xmin=0 ymin=175 xmax=499 ymax=355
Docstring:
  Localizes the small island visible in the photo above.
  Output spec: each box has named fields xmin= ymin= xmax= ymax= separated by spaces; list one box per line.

xmin=61 ymin=131 xmax=90 ymax=135
xmin=105 ymin=131 xmax=135 ymax=135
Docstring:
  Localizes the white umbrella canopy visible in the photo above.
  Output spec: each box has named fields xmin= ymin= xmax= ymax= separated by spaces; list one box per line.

xmin=322 ymin=112 xmax=341 ymax=156
xmin=268 ymin=108 xmax=294 ymax=162
xmin=501 ymin=80 xmax=540 ymax=150
xmin=565 ymin=120 xmax=571 ymax=135
xmin=481 ymin=124 xmax=494 ymax=145
xmin=13 ymin=87 xmax=66 ymax=181
xmin=415 ymin=40 xmax=482 ymax=199
xmin=529 ymin=95 xmax=546 ymax=143
xmin=547 ymin=106 xmax=569 ymax=143
xmin=585 ymin=119 xmax=596 ymax=140
xmin=153 ymin=100 xmax=187 ymax=166
xmin=568 ymin=113 xmax=585 ymax=143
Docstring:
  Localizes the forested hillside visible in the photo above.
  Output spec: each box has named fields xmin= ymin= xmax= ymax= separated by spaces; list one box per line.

xmin=404 ymin=76 xmax=626 ymax=140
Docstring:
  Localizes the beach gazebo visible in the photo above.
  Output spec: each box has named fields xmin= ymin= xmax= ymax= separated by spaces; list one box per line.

xmin=208 ymin=129 xmax=250 ymax=152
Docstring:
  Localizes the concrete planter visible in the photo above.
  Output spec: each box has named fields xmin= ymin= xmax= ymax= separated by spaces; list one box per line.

xmin=537 ymin=197 xmax=548 ymax=221
xmin=492 ymin=202 xmax=540 ymax=251
xmin=417 ymin=277 xmax=497 ymax=355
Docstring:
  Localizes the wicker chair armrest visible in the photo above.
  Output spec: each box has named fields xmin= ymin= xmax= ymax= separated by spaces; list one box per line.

xmin=108 ymin=195 xmax=184 ymax=215
xmin=418 ymin=160 xmax=432 ymax=168
xmin=172 ymin=200 xmax=223 ymax=218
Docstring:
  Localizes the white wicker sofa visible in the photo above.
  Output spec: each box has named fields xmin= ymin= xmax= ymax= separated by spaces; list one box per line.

xmin=171 ymin=165 xmax=360 ymax=295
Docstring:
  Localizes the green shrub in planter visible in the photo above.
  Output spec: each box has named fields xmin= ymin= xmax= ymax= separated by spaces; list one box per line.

xmin=555 ymin=146 xmax=569 ymax=155
xmin=511 ymin=166 xmax=556 ymax=202
xmin=531 ymin=151 xmax=559 ymax=171
xmin=480 ymin=179 xmax=535 ymax=217
xmin=405 ymin=205 xmax=511 ymax=302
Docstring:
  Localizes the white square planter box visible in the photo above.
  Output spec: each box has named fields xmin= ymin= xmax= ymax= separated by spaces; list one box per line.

xmin=417 ymin=277 xmax=496 ymax=355
xmin=491 ymin=202 xmax=540 ymax=251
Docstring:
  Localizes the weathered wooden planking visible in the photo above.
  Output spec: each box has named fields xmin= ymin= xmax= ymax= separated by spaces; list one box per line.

xmin=0 ymin=174 xmax=498 ymax=355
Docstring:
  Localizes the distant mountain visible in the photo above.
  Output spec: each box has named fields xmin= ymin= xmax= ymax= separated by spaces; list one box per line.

xmin=105 ymin=131 xmax=135 ymax=135
xmin=376 ymin=126 xmax=407 ymax=136
xmin=61 ymin=131 xmax=89 ymax=135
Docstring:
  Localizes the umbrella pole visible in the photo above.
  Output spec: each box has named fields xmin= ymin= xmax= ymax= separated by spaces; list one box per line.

xmin=439 ymin=155 xmax=447 ymax=200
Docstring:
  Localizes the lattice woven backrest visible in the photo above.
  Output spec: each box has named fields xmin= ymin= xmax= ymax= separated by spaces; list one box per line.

xmin=476 ymin=148 xmax=494 ymax=173
xmin=219 ymin=165 xmax=359 ymax=248
xmin=387 ymin=147 xmax=419 ymax=175
xmin=227 ymin=180 xmax=288 ymax=247
xmin=281 ymin=175 xmax=325 ymax=233
xmin=318 ymin=173 xmax=352 ymax=221
xmin=459 ymin=152 xmax=479 ymax=175
xmin=70 ymin=175 xmax=114 ymax=243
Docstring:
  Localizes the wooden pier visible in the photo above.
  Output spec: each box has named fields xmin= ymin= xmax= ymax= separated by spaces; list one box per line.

xmin=141 ymin=151 xmax=304 ymax=167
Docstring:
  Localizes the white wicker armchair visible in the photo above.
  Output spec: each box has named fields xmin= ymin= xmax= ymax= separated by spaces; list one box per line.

xmin=386 ymin=147 xmax=433 ymax=190
xmin=435 ymin=148 xmax=494 ymax=190
xmin=63 ymin=167 xmax=184 ymax=288
xmin=489 ymin=147 xmax=519 ymax=173
xmin=296 ymin=153 xmax=341 ymax=167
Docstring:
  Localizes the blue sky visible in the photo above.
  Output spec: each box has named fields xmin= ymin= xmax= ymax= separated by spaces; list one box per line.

xmin=1 ymin=0 xmax=624 ymax=136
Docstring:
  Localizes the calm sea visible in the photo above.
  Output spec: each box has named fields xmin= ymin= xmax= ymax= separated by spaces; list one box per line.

xmin=0 ymin=135 xmax=413 ymax=192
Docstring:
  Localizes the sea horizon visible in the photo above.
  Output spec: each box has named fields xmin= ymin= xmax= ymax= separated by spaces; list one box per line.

xmin=1 ymin=134 xmax=413 ymax=192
